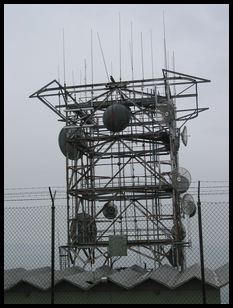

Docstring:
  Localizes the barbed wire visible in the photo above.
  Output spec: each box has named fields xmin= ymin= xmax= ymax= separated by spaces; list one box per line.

xmin=4 ymin=197 xmax=67 ymax=202
xmin=4 ymin=204 xmax=67 ymax=210
xmin=4 ymin=186 xmax=66 ymax=190
xmin=4 ymin=186 xmax=229 ymax=195
xmin=3 ymin=181 xmax=229 ymax=191
xmin=4 ymin=183 xmax=229 ymax=203
xmin=4 ymin=191 xmax=66 ymax=196
xmin=201 ymin=201 xmax=229 ymax=204
xmin=4 ymin=201 xmax=229 ymax=209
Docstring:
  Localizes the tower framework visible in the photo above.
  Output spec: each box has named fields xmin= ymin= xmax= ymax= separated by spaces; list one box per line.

xmin=30 ymin=69 xmax=210 ymax=271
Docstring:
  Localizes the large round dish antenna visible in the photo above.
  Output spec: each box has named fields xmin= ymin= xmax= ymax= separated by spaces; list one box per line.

xmin=103 ymin=103 xmax=131 ymax=132
xmin=171 ymin=223 xmax=186 ymax=240
xmin=69 ymin=213 xmax=97 ymax=245
xmin=181 ymin=193 xmax=196 ymax=217
xmin=58 ymin=126 xmax=86 ymax=160
xmin=102 ymin=201 xmax=118 ymax=219
xmin=181 ymin=126 xmax=188 ymax=146
xmin=170 ymin=167 xmax=191 ymax=193
xmin=156 ymin=102 xmax=175 ymax=124
xmin=167 ymin=246 xmax=184 ymax=267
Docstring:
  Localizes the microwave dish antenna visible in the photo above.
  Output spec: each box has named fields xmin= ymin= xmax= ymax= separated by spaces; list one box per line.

xmin=181 ymin=193 xmax=196 ymax=217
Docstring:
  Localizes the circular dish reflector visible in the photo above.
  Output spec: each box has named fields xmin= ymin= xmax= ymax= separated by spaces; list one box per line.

xmin=182 ymin=193 xmax=196 ymax=217
xmin=103 ymin=104 xmax=131 ymax=132
xmin=58 ymin=126 xmax=86 ymax=160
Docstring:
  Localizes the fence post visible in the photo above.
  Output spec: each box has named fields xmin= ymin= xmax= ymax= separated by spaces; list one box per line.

xmin=49 ymin=187 xmax=56 ymax=305
xmin=197 ymin=180 xmax=207 ymax=304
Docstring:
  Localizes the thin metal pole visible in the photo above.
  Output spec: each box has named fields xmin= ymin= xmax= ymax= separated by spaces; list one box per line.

xmin=163 ymin=11 xmax=168 ymax=70
xmin=72 ymin=70 xmax=76 ymax=100
xmin=49 ymin=187 xmax=56 ymax=305
xmin=172 ymin=51 xmax=176 ymax=105
xmin=167 ymin=50 xmax=169 ymax=70
xmin=62 ymin=28 xmax=66 ymax=86
xmin=84 ymin=59 xmax=87 ymax=86
xmin=119 ymin=12 xmax=122 ymax=81
xmin=91 ymin=29 xmax=94 ymax=86
xmin=130 ymin=21 xmax=134 ymax=81
xmin=84 ymin=58 xmax=87 ymax=101
xmin=79 ymin=70 xmax=82 ymax=101
xmin=197 ymin=180 xmax=207 ymax=304
xmin=57 ymin=66 xmax=60 ymax=83
xmin=140 ymin=32 xmax=144 ymax=80
xmin=90 ymin=29 xmax=94 ymax=106
xmin=150 ymin=29 xmax=154 ymax=79
xmin=97 ymin=32 xmax=110 ymax=82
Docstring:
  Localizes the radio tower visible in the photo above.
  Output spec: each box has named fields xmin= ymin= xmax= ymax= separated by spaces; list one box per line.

xmin=30 ymin=30 xmax=210 ymax=271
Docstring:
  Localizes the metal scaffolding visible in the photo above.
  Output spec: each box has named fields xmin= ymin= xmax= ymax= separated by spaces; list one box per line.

xmin=30 ymin=69 xmax=210 ymax=271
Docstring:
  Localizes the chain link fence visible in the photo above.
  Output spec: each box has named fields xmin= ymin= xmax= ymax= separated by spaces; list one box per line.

xmin=4 ymin=183 xmax=229 ymax=304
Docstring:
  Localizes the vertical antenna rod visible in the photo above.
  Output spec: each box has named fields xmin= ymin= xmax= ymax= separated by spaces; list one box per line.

xmin=62 ymin=28 xmax=66 ymax=86
xmin=57 ymin=66 xmax=60 ymax=83
xmin=90 ymin=29 xmax=94 ymax=103
xmin=150 ymin=29 xmax=154 ymax=79
xmin=84 ymin=59 xmax=87 ymax=101
xmin=167 ymin=50 xmax=170 ymax=70
xmin=80 ymin=70 xmax=82 ymax=100
xmin=72 ymin=70 xmax=76 ymax=100
xmin=140 ymin=32 xmax=144 ymax=80
xmin=97 ymin=32 xmax=110 ymax=82
xmin=172 ymin=51 xmax=176 ymax=104
xmin=163 ymin=11 xmax=168 ymax=70
xmin=57 ymin=65 xmax=61 ymax=107
xmin=130 ymin=21 xmax=134 ymax=81
xmin=84 ymin=59 xmax=87 ymax=86
xmin=91 ymin=29 xmax=94 ymax=86
xmin=119 ymin=12 xmax=122 ymax=81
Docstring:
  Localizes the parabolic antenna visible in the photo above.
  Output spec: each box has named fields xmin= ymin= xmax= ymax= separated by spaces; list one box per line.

xmin=171 ymin=223 xmax=186 ymax=240
xmin=102 ymin=201 xmax=118 ymax=219
xmin=69 ymin=213 xmax=97 ymax=245
xmin=170 ymin=167 xmax=191 ymax=193
xmin=156 ymin=102 xmax=175 ymax=124
xmin=103 ymin=103 xmax=131 ymax=132
xmin=181 ymin=194 xmax=196 ymax=217
xmin=167 ymin=246 xmax=184 ymax=267
xmin=181 ymin=126 xmax=188 ymax=146
xmin=58 ymin=126 xmax=86 ymax=160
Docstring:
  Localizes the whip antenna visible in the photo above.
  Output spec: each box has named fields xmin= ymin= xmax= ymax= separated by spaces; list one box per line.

xmin=97 ymin=32 xmax=110 ymax=82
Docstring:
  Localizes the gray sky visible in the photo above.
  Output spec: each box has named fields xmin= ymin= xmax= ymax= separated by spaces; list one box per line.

xmin=4 ymin=4 xmax=229 ymax=188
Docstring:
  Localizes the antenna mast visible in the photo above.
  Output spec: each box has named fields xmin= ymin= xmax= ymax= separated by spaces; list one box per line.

xmin=62 ymin=28 xmax=66 ymax=86
xmin=130 ymin=21 xmax=134 ymax=81
xmin=91 ymin=29 xmax=94 ymax=86
xmin=119 ymin=12 xmax=122 ymax=81
xmin=140 ymin=32 xmax=145 ymax=80
xmin=57 ymin=66 xmax=60 ymax=83
xmin=172 ymin=51 xmax=177 ymax=104
xmin=30 ymin=20 xmax=210 ymax=273
xmin=97 ymin=32 xmax=110 ymax=82
xmin=163 ymin=12 xmax=168 ymax=71
xmin=150 ymin=29 xmax=154 ymax=79
xmin=84 ymin=58 xmax=87 ymax=101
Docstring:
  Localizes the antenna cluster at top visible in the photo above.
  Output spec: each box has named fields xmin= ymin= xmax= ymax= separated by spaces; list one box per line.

xmin=60 ymin=12 xmax=175 ymax=89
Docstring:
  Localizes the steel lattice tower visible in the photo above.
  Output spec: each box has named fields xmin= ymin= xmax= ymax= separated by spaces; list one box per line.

xmin=30 ymin=69 xmax=210 ymax=271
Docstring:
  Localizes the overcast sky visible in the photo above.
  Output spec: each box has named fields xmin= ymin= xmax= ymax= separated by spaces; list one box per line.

xmin=4 ymin=4 xmax=229 ymax=189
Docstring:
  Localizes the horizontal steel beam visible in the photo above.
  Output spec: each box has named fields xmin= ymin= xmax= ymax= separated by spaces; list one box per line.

xmin=59 ymin=239 xmax=189 ymax=249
